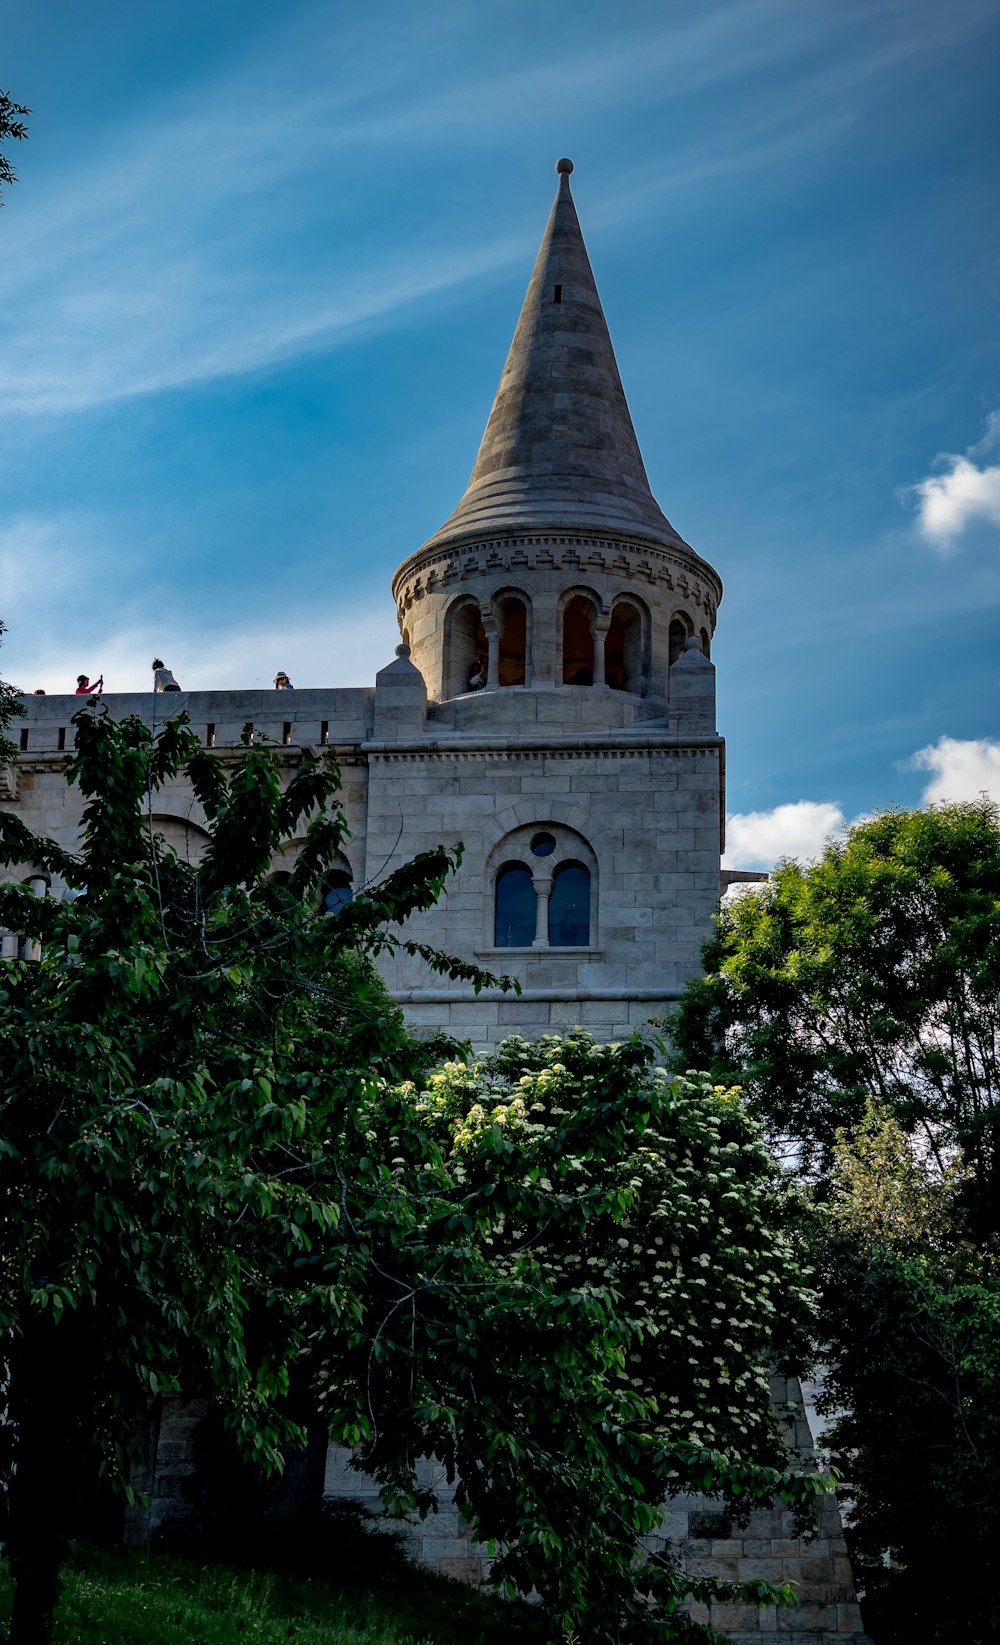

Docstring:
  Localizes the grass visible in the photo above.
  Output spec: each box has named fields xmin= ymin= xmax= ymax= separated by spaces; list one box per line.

xmin=0 ymin=1532 xmax=549 ymax=1645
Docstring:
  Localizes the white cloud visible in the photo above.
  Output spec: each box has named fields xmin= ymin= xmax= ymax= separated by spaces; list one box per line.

xmin=723 ymin=735 xmax=1000 ymax=872
xmin=908 ymin=411 xmax=1000 ymax=550
xmin=723 ymin=800 xmax=848 ymax=869
xmin=6 ymin=603 xmax=400 ymax=699
xmin=0 ymin=510 xmax=400 ymax=696
xmin=910 ymin=735 xmax=1000 ymax=805
xmin=1 ymin=0 xmax=986 ymax=418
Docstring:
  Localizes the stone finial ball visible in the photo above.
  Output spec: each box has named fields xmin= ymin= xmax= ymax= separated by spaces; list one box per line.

xmin=555 ymin=157 xmax=574 ymax=175
xmin=395 ymin=643 xmax=412 ymax=658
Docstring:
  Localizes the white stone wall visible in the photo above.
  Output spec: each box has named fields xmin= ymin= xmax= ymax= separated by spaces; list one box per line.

xmin=3 ymin=688 xmax=375 ymax=889
xmin=6 ymin=655 xmax=721 ymax=1047
xmin=368 ymin=733 xmax=722 ymax=1042
xmin=319 ymin=1374 xmax=871 ymax=1643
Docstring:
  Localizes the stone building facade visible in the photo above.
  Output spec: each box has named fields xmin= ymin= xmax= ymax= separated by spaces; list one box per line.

xmin=4 ymin=157 xmax=722 ymax=1044
xmin=2 ymin=161 xmax=869 ymax=1641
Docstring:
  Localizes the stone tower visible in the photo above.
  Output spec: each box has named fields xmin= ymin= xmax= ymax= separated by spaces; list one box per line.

xmin=394 ymin=157 xmax=721 ymax=703
xmin=379 ymin=157 xmax=725 ymax=1041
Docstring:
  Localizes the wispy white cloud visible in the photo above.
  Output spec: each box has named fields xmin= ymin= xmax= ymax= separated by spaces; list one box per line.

xmin=906 ymin=411 xmax=1000 ymax=550
xmin=910 ymin=735 xmax=1000 ymax=805
xmin=7 ymin=599 xmax=400 ymax=699
xmin=0 ymin=0 xmax=986 ymax=419
xmin=0 ymin=510 xmax=399 ymax=695
xmin=723 ymin=800 xmax=849 ymax=869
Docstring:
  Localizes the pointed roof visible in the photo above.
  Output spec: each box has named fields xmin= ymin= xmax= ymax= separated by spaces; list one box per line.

xmin=420 ymin=159 xmax=688 ymax=554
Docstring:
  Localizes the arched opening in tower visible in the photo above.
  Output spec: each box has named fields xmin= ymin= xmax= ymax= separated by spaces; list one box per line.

xmin=605 ymin=600 xmax=647 ymax=694
xmin=562 ymin=596 xmax=596 ymax=685
xmin=668 ymin=615 xmax=692 ymax=668
xmin=496 ymin=597 xmax=528 ymax=687
xmin=444 ymin=598 xmax=488 ymax=698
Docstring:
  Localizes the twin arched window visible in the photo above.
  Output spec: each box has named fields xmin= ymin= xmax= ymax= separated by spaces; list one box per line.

xmin=269 ymin=849 xmax=354 ymax=916
xmin=493 ymin=828 xmax=594 ymax=949
xmin=561 ymin=592 xmax=649 ymax=692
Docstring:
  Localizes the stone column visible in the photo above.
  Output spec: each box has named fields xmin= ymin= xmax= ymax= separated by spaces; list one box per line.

xmin=532 ymin=876 xmax=552 ymax=947
xmin=483 ymin=616 xmax=500 ymax=690
xmin=529 ymin=592 xmax=557 ymax=687
xmin=592 ymin=616 xmax=610 ymax=687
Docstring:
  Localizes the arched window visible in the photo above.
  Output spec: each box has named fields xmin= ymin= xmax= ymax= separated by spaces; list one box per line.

xmin=548 ymin=862 xmax=590 ymax=947
xmin=563 ymin=595 xmax=597 ymax=685
xmin=487 ymin=825 xmax=598 ymax=950
xmin=319 ymin=869 xmax=353 ymax=916
xmin=444 ymin=597 xmax=487 ymax=699
xmin=699 ymin=627 xmax=711 ymax=660
xmin=150 ymin=814 xmax=210 ymax=866
xmin=668 ymin=615 xmax=691 ymax=667
xmin=605 ymin=599 xmax=648 ymax=694
xmin=495 ymin=594 xmax=528 ymax=687
xmin=494 ymin=863 xmax=536 ymax=947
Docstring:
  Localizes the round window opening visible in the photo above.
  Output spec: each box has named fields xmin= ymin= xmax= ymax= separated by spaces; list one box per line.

xmin=530 ymin=831 xmax=557 ymax=858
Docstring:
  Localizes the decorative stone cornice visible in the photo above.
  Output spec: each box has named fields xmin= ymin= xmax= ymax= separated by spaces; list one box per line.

xmin=364 ymin=740 xmax=723 ymax=760
xmin=392 ymin=531 xmax=722 ymax=626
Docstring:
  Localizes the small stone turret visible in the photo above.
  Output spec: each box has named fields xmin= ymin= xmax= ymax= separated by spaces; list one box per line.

xmin=372 ymin=643 xmax=427 ymax=742
xmin=392 ymin=160 xmax=722 ymax=709
xmin=668 ymin=634 xmax=716 ymax=734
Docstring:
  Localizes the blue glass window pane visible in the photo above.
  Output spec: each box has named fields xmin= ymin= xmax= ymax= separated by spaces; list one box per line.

xmin=549 ymin=863 xmax=590 ymax=947
xmin=495 ymin=863 xmax=535 ymax=947
xmin=321 ymin=873 xmax=353 ymax=915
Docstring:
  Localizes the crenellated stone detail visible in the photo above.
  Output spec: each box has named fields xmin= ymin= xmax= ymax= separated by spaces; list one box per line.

xmin=393 ymin=532 xmax=721 ymax=628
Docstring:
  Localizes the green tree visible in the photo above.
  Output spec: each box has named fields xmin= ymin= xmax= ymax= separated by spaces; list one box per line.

xmin=669 ymin=804 xmax=1000 ymax=1639
xmin=815 ymin=1102 xmax=1000 ymax=1644
xmin=0 ymin=704 xmax=500 ymax=1645
xmin=1 ymin=705 xmax=826 ymax=1645
xmin=668 ymin=802 xmax=1000 ymax=1228
xmin=0 ymin=90 xmax=29 ymax=204
xmin=316 ymin=1033 xmax=825 ymax=1644
xmin=0 ymin=622 xmax=23 ymax=769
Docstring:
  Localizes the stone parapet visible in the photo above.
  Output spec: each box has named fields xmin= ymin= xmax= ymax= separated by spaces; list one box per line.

xmin=12 ymin=687 xmax=376 ymax=754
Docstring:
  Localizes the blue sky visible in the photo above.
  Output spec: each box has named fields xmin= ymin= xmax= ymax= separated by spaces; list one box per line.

xmin=2 ymin=0 xmax=999 ymax=866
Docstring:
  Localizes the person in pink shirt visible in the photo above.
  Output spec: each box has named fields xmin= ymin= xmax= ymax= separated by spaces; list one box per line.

xmin=74 ymin=673 xmax=103 ymax=696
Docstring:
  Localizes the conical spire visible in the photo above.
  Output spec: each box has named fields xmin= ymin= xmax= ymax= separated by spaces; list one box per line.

xmin=421 ymin=159 xmax=687 ymax=554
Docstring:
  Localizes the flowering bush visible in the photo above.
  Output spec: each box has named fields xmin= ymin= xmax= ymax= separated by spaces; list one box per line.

xmin=318 ymin=1030 xmax=823 ymax=1643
